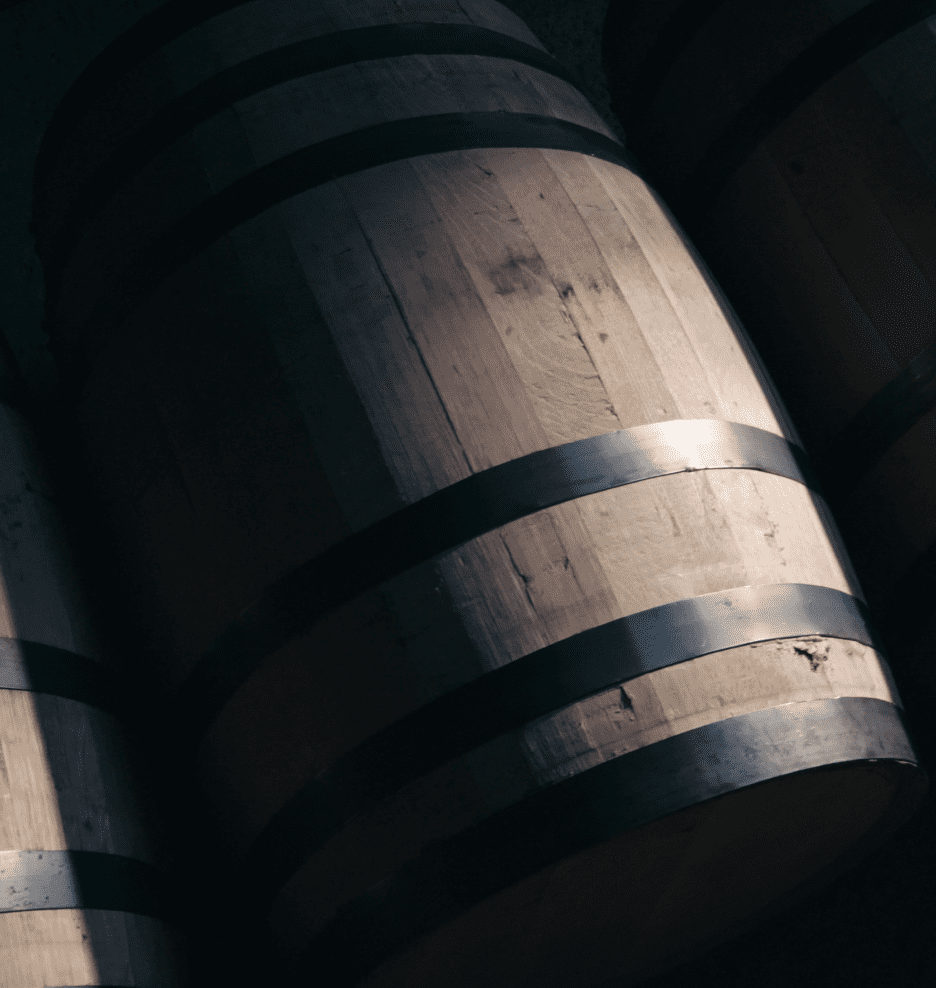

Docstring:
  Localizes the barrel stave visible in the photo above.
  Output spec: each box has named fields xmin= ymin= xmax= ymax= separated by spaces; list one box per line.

xmin=352 ymin=761 xmax=906 ymax=988
xmin=601 ymin=0 xmax=936 ymax=660
xmin=66 ymin=128 xmax=887 ymax=902
xmin=264 ymin=633 xmax=900 ymax=964
xmin=30 ymin=2 xmax=926 ymax=985
xmin=0 ymin=397 xmax=190 ymax=984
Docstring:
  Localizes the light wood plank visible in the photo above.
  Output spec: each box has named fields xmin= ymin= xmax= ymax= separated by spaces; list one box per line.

xmin=267 ymin=633 xmax=897 ymax=959
xmin=0 ymin=908 xmax=191 ymax=988
xmin=44 ymin=7 xmax=912 ymax=984
xmin=410 ymin=148 xmax=669 ymax=433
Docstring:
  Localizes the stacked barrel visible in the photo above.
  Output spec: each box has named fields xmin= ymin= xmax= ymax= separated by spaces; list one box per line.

xmin=29 ymin=1 xmax=926 ymax=986
xmin=602 ymin=0 xmax=936 ymax=713
xmin=0 ymin=329 xmax=191 ymax=985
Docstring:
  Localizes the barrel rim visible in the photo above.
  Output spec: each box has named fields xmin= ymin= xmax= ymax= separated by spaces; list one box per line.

xmin=36 ymin=22 xmax=593 ymax=273
xmin=287 ymin=695 xmax=925 ymax=985
xmin=241 ymin=581 xmax=890 ymax=907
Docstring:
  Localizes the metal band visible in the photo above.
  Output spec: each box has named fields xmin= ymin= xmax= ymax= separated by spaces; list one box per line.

xmin=168 ymin=420 xmax=820 ymax=740
xmin=603 ymin=0 xmax=726 ymax=134
xmin=292 ymin=696 xmax=920 ymax=986
xmin=34 ymin=0 xmax=255 ymax=191
xmin=0 ymin=849 xmax=177 ymax=922
xmin=243 ymin=582 xmax=881 ymax=907
xmin=0 ymin=638 xmax=132 ymax=720
xmin=665 ymin=0 xmax=936 ymax=212
xmin=47 ymin=23 xmax=588 ymax=277
xmin=49 ymin=110 xmax=640 ymax=381
xmin=818 ymin=340 xmax=936 ymax=503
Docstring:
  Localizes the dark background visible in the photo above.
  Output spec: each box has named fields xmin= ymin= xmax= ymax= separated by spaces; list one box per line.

xmin=0 ymin=2 xmax=932 ymax=987
xmin=0 ymin=0 xmax=623 ymax=415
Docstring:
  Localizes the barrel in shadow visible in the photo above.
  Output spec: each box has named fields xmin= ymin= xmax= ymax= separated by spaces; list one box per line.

xmin=601 ymin=0 xmax=936 ymax=708
xmin=0 ymin=328 xmax=192 ymax=986
xmin=31 ymin=1 xmax=927 ymax=986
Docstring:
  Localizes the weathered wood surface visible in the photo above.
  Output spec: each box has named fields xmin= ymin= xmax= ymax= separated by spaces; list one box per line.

xmin=0 ymin=393 xmax=190 ymax=987
xmin=32 ymin=2 xmax=923 ymax=985
xmin=601 ymin=0 xmax=936 ymax=676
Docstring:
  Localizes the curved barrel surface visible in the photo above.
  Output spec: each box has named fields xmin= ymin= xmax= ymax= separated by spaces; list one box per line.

xmin=0 ymin=332 xmax=191 ymax=987
xmin=34 ymin=2 xmax=926 ymax=986
xmin=602 ymin=0 xmax=936 ymax=684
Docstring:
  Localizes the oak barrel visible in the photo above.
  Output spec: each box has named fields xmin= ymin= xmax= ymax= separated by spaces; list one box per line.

xmin=0 ymin=329 xmax=191 ymax=986
xmin=601 ymin=0 xmax=936 ymax=699
xmin=32 ymin=1 xmax=926 ymax=986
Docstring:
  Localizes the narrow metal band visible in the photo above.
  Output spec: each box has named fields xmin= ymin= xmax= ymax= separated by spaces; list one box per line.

xmin=603 ymin=0 xmax=726 ymax=131
xmin=0 ymin=850 xmax=177 ymax=922
xmin=818 ymin=340 xmax=936 ymax=503
xmin=292 ymin=696 xmax=920 ymax=986
xmin=243 ymin=582 xmax=881 ymax=907
xmin=169 ymin=420 xmax=820 ymax=740
xmin=667 ymin=0 xmax=936 ymax=211
xmin=34 ymin=0 xmax=255 ymax=190
xmin=49 ymin=110 xmax=640 ymax=379
xmin=0 ymin=638 xmax=132 ymax=720
xmin=47 ymin=23 xmax=588 ymax=276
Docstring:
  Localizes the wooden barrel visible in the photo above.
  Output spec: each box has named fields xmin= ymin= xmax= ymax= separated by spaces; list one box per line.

xmin=0 ymin=330 xmax=191 ymax=986
xmin=32 ymin=1 xmax=926 ymax=986
xmin=601 ymin=0 xmax=936 ymax=700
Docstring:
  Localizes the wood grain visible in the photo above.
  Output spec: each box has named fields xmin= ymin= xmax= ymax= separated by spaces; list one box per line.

xmin=0 ymin=402 xmax=187 ymax=985
xmin=266 ymin=633 xmax=899 ymax=963
xmin=33 ymin=2 xmax=918 ymax=984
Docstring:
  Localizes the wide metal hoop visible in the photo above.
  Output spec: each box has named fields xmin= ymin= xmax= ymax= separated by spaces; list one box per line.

xmin=172 ymin=419 xmax=823 ymax=738
xmin=0 ymin=849 xmax=177 ymax=924
xmin=293 ymin=695 xmax=920 ymax=987
xmin=243 ymin=581 xmax=884 ymax=907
